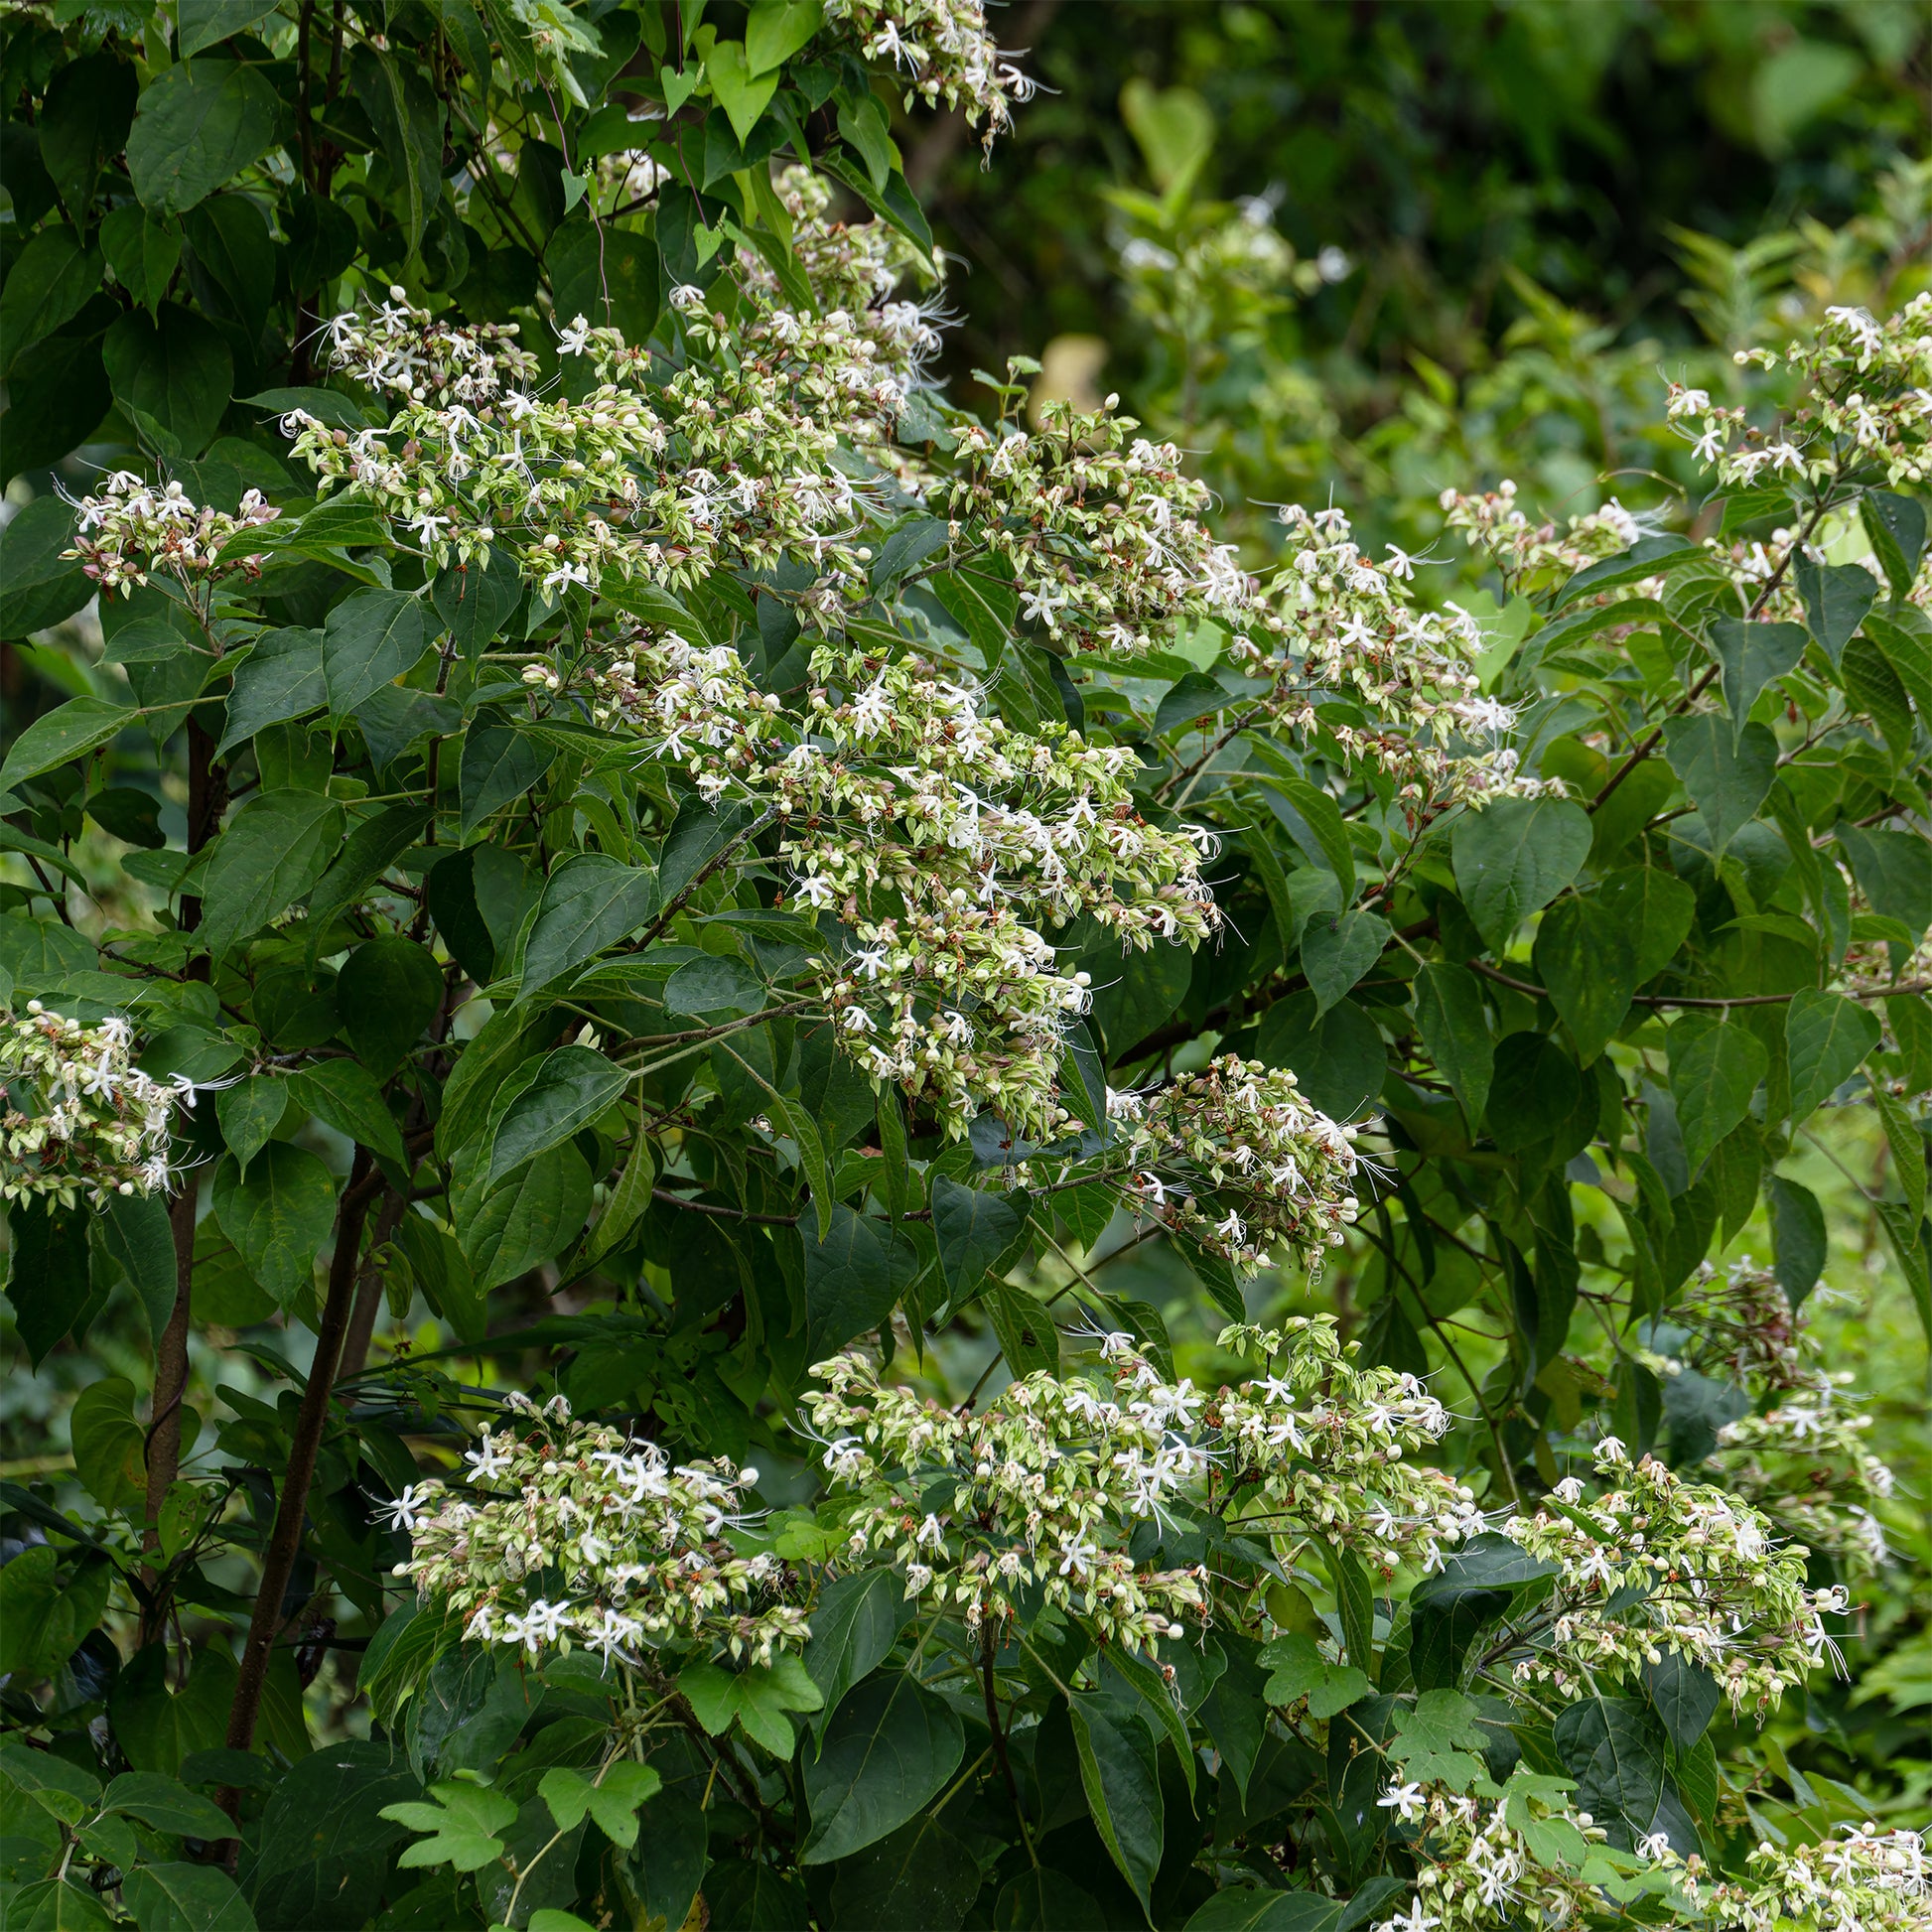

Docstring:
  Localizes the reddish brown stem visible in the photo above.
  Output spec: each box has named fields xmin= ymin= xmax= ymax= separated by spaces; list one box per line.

xmin=223 ymin=1153 xmax=382 ymax=1769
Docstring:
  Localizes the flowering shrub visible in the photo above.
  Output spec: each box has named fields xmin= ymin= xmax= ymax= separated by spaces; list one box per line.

xmin=1 ymin=1 xmax=1928 ymax=1929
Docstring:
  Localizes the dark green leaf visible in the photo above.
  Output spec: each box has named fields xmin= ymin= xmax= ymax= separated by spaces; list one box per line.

xmin=1598 ymin=865 xmax=1698 ymax=984
xmin=1450 ymin=795 xmax=1591 ymax=951
xmin=1532 ymin=894 xmax=1637 ymax=1064
xmin=801 ymin=1570 xmax=910 ymax=1723
xmin=197 ymin=790 xmax=343 ymax=956
xmin=348 ymin=47 xmax=445 ymax=256
xmin=181 ymin=194 xmax=275 ymax=340
xmin=1553 ymin=534 xmax=1699 ymax=609
xmin=828 ymin=1812 xmax=979 ymax=1932
xmin=103 ymin=1772 xmax=234 ymax=1841
xmin=336 ymin=935 xmax=444 ymax=1077
xmin=178 ymin=0 xmax=281 ymax=57
xmin=285 ymin=1059 xmax=408 ymax=1165
xmin=1301 ymin=907 xmax=1389 ymax=1018
xmin=459 ymin=725 xmax=555 ymax=839
xmin=1067 ymin=1690 xmax=1162 ymax=1914
xmin=1411 ymin=960 xmax=1492 ymax=1129
xmin=1836 ymin=825 xmax=1932 ymax=939
xmin=1661 ymin=716 xmax=1776 ymax=856
xmin=99 ymin=1191 xmax=178 ymax=1344
xmin=322 ymin=589 xmax=426 ymax=716
xmin=304 ymin=802 xmax=431 ymax=955
xmin=930 ymin=1173 xmax=1030 ymax=1311
xmin=1255 ymin=772 xmax=1354 ymax=900
xmin=1553 ymin=1696 xmax=1693 ymax=1856
xmin=662 ymin=954 xmax=765 ymax=1018
xmin=1708 ymin=618 xmax=1808 ymax=743
xmin=800 ymin=1673 xmax=964 ymax=1863
xmin=0 ymin=333 xmax=111 ymax=482
xmin=1785 ymin=989 xmax=1880 ymax=1124
xmin=459 ymin=1142 xmax=593 ymax=1291
xmin=1862 ymin=489 xmax=1927 ymax=600
xmin=0 ymin=227 xmax=102 ymax=374
xmin=1640 ymin=1653 xmax=1722 ymax=1752
xmin=520 ymin=855 xmax=657 ymax=995
xmin=210 ymin=1143 xmax=339 ymax=1308
xmin=431 ymin=543 xmax=521 ymax=660
xmin=1795 ymin=557 xmax=1877 ymax=666
xmin=103 ymin=301 xmax=232 ymax=457
xmin=1667 ymin=1021 xmax=1767 ymax=1172
xmin=0 ymin=494 xmax=92 ymax=637
xmin=805 ymin=1205 xmax=916 ymax=1355
xmin=3 ymin=1198 xmax=90 ymax=1366
xmin=1257 ymin=993 xmax=1384 ymax=1123
xmin=39 ymin=51 xmax=138 ymax=230
xmin=486 ymin=1044 xmax=627 ymax=1183
xmin=1765 ymin=1173 xmax=1827 ymax=1308
xmin=217 ymin=626 xmax=325 ymax=753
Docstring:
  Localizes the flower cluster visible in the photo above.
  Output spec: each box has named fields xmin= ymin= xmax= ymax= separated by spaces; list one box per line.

xmin=62 ymin=471 xmax=281 ymax=596
xmin=942 ymin=402 xmax=1256 ymax=658
xmin=1655 ymin=1260 xmax=1898 ymax=1573
xmin=1668 ymin=293 xmax=1932 ymax=490
xmin=1110 ymin=1056 xmax=1364 ymax=1272
xmin=804 ymin=1317 xmax=1480 ymax=1650
xmin=1697 ymin=1824 xmax=1932 ymax=1932
xmin=823 ymin=0 xmax=1032 ymax=150
xmin=1 ymin=1003 xmax=179 ymax=1206
xmin=1239 ymin=503 xmax=1562 ymax=808
xmin=1372 ymin=1771 xmax=1636 ymax=1932
xmin=590 ymin=633 xmax=1219 ymax=1138
xmin=390 ymin=1392 xmax=806 ymax=1667
xmin=1502 ymin=1441 xmax=1841 ymax=1717
xmin=1437 ymin=479 xmax=1643 ymax=588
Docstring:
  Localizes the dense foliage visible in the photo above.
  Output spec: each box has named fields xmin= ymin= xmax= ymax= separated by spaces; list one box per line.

xmin=1 ymin=4 xmax=1929 ymax=1931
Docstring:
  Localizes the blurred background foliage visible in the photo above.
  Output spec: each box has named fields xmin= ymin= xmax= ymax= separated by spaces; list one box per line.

xmin=4 ymin=0 xmax=1929 ymax=1846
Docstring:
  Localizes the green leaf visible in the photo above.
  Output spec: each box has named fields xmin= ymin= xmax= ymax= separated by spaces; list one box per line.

xmin=1553 ymin=534 xmax=1699 ymax=609
xmin=1 ymin=493 xmax=93 ymax=637
xmin=305 ymin=802 xmax=432 ymax=957
xmin=1875 ymin=1200 xmax=1932 ymax=1345
xmin=0 ymin=1545 xmax=112 ymax=1683
xmin=0 ymin=695 xmax=133 ymax=792
xmin=801 ymin=1571 xmax=911 ymax=1723
xmin=519 ymin=855 xmax=657 ymax=996
xmin=801 ymin=1672 xmax=964 ymax=1863
xmin=1068 ymin=1690 xmax=1163 ymax=1914
xmin=39 ymin=51 xmax=139 ymax=232
xmin=1255 ymin=772 xmax=1354 ymax=900
xmin=805 ymin=1203 xmax=916 ymax=1355
xmin=459 ymin=1142 xmax=593 ymax=1291
xmin=663 ymin=954 xmax=766 ymax=1018
xmin=1841 ymin=627 xmax=1916 ymax=753
xmin=1661 ymin=716 xmax=1777 ymax=856
xmin=381 ymin=1780 xmax=515 ymax=1872
xmin=1259 ymin=1632 xmax=1369 ymax=1720
xmin=537 ymin=1761 xmax=660 ymax=1851
xmin=827 ymin=1812 xmax=982 ymax=1932
xmin=459 ymin=724 xmax=556 ymax=839
xmin=102 ymin=302 xmax=233 ymax=456
xmin=1708 ymin=618 xmax=1808 ymax=744
xmin=1871 ymin=1076 xmax=1925 ymax=1215
xmin=2 ymin=1879 xmax=116 ymax=1929
xmin=210 ymin=1143 xmax=340 ymax=1307
xmin=586 ymin=1135 xmax=656 ymax=1263
xmin=103 ymin=1771 xmax=236 ymax=1840
xmin=745 ymin=0 xmax=823 ymax=70
xmin=323 ymin=588 xmax=426 ymax=715
xmin=348 ymin=47 xmax=445 ymax=256
xmin=3 ymin=1197 xmax=92 ymax=1366
xmin=1301 ymin=907 xmax=1389 ymax=1018
xmin=336 ymin=934 xmax=443 ymax=1077
xmin=198 ymin=790 xmax=343 ymax=956
xmin=1412 ymin=960 xmax=1493 ymax=1129
xmin=1533 ymin=894 xmax=1637 ymax=1064
xmin=1785 ymin=989 xmax=1880 ymax=1124
xmin=0 ymin=227 xmax=102 ymax=374
xmin=1408 ymin=1533 xmax=1556 ymax=1691
xmin=119 ymin=1862 xmax=255 ymax=1932
xmin=1451 ymin=795 xmax=1591 ymax=952
xmin=1640 ymin=1653 xmax=1722 ymax=1754
xmin=181 ymin=193 xmax=275 ymax=341
xmin=1765 ymin=1173 xmax=1827 ymax=1308
xmin=214 ymin=1079 xmax=287 ymax=1181
xmin=99 ymin=1190 xmax=178 ymax=1343
xmin=487 ymin=1043 xmax=628 ymax=1184
xmin=706 ymin=39 xmax=779 ymax=145
xmin=930 ymin=1173 xmax=1030 ymax=1311
xmin=70 ymin=1375 xmax=146 ymax=1509
xmin=1181 ymin=1893 xmax=1339 ymax=1932
xmin=1553 ymin=1696 xmax=1688 ymax=1856
xmin=1862 ymin=489 xmax=1927 ymax=600
xmin=1837 ymin=825 xmax=1932 ymax=939
xmin=218 ymin=625 xmax=326 ymax=753
xmin=1255 ymin=993 xmax=1385 ymax=1123
xmin=2 ymin=333 xmax=112 ymax=483
xmin=679 ymin=1654 xmax=822 ymax=1757
xmin=285 ymin=1059 xmax=408 ymax=1165
xmin=1666 ymin=1020 xmax=1767 ymax=1173
xmin=987 ymin=1281 xmax=1059 ymax=1377
xmin=1598 ymin=864 xmax=1698 ymax=984
xmin=1795 ymin=556 xmax=1878 ymax=666
xmin=178 ymin=0 xmax=282 ymax=58
xmin=431 ymin=543 xmax=521 ymax=659
xmin=244 ymin=1739 xmax=418 ymax=1925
